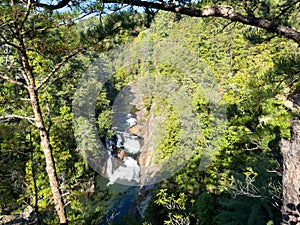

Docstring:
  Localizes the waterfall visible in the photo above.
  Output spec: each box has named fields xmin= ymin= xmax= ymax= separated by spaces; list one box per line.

xmin=105 ymin=112 xmax=141 ymax=186
xmin=106 ymin=154 xmax=140 ymax=186
xmin=101 ymin=87 xmax=144 ymax=223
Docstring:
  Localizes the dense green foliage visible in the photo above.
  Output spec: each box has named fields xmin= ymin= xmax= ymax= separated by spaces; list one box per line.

xmin=0 ymin=6 xmax=143 ymax=223
xmin=0 ymin=1 xmax=299 ymax=224
xmin=135 ymin=11 xmax=298 ymax=225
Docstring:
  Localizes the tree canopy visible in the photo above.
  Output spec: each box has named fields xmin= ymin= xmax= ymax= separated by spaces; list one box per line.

xmin=0 ymin=0 xmax=299 ymax=224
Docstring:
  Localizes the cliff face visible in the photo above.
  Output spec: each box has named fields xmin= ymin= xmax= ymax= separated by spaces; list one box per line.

xmin=128 ymin=84 xmax=158 ymax=187
xmin=127 ymin=84 xmax=158 ymax=218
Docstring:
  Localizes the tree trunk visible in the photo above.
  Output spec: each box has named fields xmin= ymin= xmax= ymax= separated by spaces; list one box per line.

xmin=17 ymin=35 xmax=68 ymax=223
xmin=28 ymin=87 xmax=68 ymax=224
xmin=280 ymin=120 xmax=300 ymax=224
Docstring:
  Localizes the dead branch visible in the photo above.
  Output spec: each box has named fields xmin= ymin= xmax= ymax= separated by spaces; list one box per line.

xmin=0 ymin=74 xmax=29 ymax=90
xmin=0 ymin=114 xmax=35 ymax=125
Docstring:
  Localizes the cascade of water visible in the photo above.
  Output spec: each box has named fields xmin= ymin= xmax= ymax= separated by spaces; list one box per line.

xmin=103 ymin=92 xmax=143 ymax=222
xmin=106 ymin=153 xmax=114 ymax=186
xmin=106 ymin=130 xmax=141 ymax=186
xmin=118 ymin=131 xmax=141 ymax=154
xmin=106 ymin=154 xmax=140 ymax=186
xmin=102 ymin=153 xmax=140 ymax=224
xmin=123 ymin=157 xmax=140 ymax=182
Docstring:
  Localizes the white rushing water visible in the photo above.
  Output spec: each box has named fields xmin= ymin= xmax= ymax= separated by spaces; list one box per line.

xmin=103 ymin=88 xmax=142 ymax=225
xmin=105 ymin=109 xmax=141 ymax=186
xmin=106 ymin=154 xmax=140 ymax=186
xmin=118 ymin=131 xmax=141 ymax=154
xmin=126 ymin=114 xmax=137 ymax=128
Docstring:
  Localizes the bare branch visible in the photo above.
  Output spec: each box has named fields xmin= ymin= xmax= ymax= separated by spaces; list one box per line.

xmin=266 ymin=169 xmax=282 ymax=176
xmin=243 ymin=140 xmax=259 ymax=151
xmin=227 ymin=175 xmax=262 ymax=198
xmin=36 ymin=47 xmax=84 ymax=90
xmin=0 ymin=74 xmax=29 ymax=90
xmin=0 ymin=114 xmax=35 ymax=125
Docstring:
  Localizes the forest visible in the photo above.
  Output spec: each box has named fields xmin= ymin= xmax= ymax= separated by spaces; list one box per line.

xmin=0 ymin=0 xmax=300 ymax=224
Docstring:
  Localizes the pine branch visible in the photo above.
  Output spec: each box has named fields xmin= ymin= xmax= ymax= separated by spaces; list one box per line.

xmin=33 ymin=0 xmax=300 ymax=44
xmin=36 ymin=47 xmax=84 ymax=91
xmin=101 ymin=1 xmax=300 ymax=44
xmin=34 ymin=0 xmax=71 ymax=9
